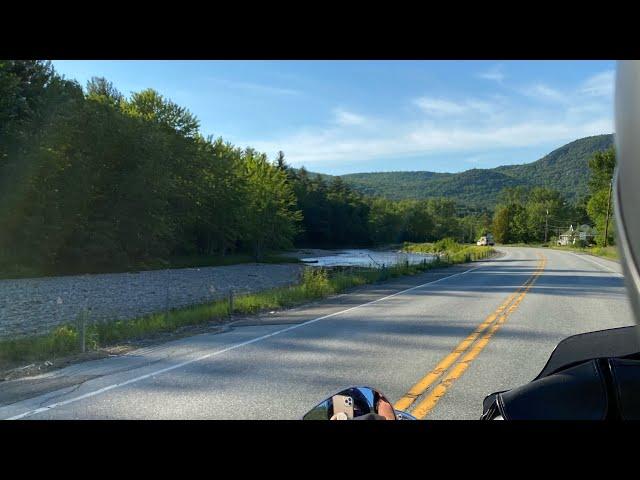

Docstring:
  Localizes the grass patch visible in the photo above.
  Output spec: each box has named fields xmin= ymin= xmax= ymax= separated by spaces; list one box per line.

xmin=401 ymin=242 xmax=436 ymax=254
xmin=545 ymin=244 xmax=619 ymax=260
xmin=586 ymin=246 xmax=619 ymax=260
xmin=0 ymin=245 xmax=495 ymax=368
xmin=498 ymin=242 xmax=619 ymax=261
xmin=0 ymin=325 xmax=83 ymax=368
xmin=402 ymin=238 xmax=477 ymax=255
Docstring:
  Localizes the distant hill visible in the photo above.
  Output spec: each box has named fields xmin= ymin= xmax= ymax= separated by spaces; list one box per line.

xmin=310 ymin=134 xmax=614 ymax=207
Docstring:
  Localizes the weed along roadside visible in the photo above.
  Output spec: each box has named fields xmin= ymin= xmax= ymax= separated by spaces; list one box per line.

xmin=547 ymin=244 xmax=618 ymax=261
xmin=0 ymin=244 xmax=496 ymax=374
xmin=501 ymin=242 xmax=619 ymax=261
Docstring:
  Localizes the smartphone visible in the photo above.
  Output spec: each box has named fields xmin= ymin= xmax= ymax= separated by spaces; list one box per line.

xmin=332 ymin=394 xmax=355 ymax=419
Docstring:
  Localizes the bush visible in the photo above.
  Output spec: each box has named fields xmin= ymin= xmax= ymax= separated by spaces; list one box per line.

xmin=51 ymin=325 xmax=79 ymax=355
xmin=403 ymin=238 xmax=467 ymax=254
xmin=432 ymin=238 xmax=464 ymax=253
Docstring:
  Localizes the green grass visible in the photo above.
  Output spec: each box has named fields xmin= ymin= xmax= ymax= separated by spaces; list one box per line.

xmin=402 ymin=238 xmax=479 ymax=255
xmin=466 ymin=241 xmax=619 ymax=262
xmin=0 ymin=325 xmax=81 ymax=366
xmin=0 ymin=245 xmax=495 ymax=368
xmin=587 ymin=246 xmax=619 ymax=260
xmin=401 ymin=242 xmax=436 ymax=254
xmin=499 ymin=242 xmax=619 ymax=261
xmin=545 ymin=244 xmax=619 ymax=260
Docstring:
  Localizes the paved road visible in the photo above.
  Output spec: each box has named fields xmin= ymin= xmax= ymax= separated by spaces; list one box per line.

xmin=0 ymin=247 xmax=634 ymax=420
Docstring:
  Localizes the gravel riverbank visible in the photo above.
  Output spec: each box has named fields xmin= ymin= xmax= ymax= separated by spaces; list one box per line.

xmin=0 ymin=263 xmax=304 ymax=339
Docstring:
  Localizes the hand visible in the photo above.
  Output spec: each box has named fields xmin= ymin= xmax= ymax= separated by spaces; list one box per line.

xmin=376 ymin=398 xmax=396 ymax=420
xmin=330 ymin=412 xmax=349 ymax=420
xmin=353 ymin=412 xmax=388 ymax=420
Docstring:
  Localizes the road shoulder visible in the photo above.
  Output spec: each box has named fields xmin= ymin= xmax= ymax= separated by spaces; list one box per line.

xmin=0 ymin=257 xmax=498 ymax=408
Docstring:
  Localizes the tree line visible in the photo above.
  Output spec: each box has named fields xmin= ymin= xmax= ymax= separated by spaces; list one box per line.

xmin=0 ymin=61 xmax=615 ymax=277
xmin=0 ymin=61 xmax=302 ymax=274
xmin=585 ymin=147 xmax=616 ymax=246
xmin=0 ymin=61 xmax=484 ymax=275
xmin=288 ymin=166 xmax=490 ymax=247
xmin=490 ymin=147 xmax=616 ymax=246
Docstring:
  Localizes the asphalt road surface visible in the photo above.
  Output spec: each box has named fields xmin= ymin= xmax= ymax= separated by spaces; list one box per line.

xmin=0 ymin=247 xmax=634 ymax=420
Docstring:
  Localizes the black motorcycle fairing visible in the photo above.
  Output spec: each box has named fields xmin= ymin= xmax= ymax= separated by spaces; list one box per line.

xmin=481 ymin=326 xmax=640 ymax=420
xmin=533 ymin=325 xmax=640 ymax=380
xmin=609 ymin=358 xmax=640 ymax=420
xmin=481 ymin=356 xmax=640 ymax=420
xmin=496 ymin=360 xmax=608 ymax=420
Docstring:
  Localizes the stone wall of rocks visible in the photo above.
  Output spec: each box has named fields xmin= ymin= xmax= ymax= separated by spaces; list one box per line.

xmin=0 ymin=263 xmax=304 ymax=339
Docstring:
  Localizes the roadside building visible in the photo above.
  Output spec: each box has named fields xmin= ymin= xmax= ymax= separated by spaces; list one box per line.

xmin=558 ymin=224 xmax=596 ymax=246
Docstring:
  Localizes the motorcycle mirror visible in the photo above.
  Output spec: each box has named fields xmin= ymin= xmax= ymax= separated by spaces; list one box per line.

xmin=302 ymin=386 xmax=398 ymax=420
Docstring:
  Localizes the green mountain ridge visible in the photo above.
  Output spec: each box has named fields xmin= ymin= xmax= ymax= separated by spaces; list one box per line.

xmin=307 ymin=134 xmax=614 ymax=207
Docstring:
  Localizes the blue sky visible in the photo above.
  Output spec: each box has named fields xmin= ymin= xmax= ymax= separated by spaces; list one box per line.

xmin=52 ymin=60 xmax=615 ymax=175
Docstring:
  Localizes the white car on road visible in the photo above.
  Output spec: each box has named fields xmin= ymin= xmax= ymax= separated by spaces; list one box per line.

xmin=477 ymin=234 xmax=495 ymax=246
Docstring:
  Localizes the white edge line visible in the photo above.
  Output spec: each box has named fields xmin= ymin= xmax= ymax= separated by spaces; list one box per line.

xmin=6 ymin=263 xmax=484 ymax=420
xmin=569 ymin=252 xmax=623 ymax=276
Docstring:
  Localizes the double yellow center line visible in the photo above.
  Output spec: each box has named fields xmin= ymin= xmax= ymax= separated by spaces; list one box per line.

xmin=394 ymin=253 xmax=547 ymax=419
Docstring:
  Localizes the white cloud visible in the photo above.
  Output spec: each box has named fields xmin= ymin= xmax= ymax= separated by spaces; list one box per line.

xmin=414 ymin=97 xmax=497 ymax=116
xmin=406 ymin=119 xmax=611 ymax=152
xmin=237 ymin=69 xmax=613 ymax=170
xmin=521 ymin=83 xmax=566 ymax=103
xmin=247 ymin=117 xmax=612 ymax=167
xmin=464 ymin=153 xmax=495 ymax=165
xmin=414 ymin=97 xmax=468 ymax=115
xmin=209 ymin=77 xmax=301 ymax=96
xmin=334 ymin=108 xmax=368 ymax=126
xmin=580 ymin=70 xmax=614 ymax=97
xmin=477 ymin=64 xmax=505 ymax=83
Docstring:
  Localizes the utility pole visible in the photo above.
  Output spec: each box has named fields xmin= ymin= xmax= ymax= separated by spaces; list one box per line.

xmin=604 ymin=177 xmax=613 ymax=247
xmin=544 ymin=209 xmax=549 ymax=243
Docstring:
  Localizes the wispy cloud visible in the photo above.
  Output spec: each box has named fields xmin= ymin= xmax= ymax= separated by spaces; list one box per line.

xmin=464 ymin=153 xmax=493 ymax=165
xmin=414 ymin=97 xmax=496 ymax=116
xmin=209 ymin=77 xmax=301 ymax=96
xmin=477 ymin=64 xmax=505 ymax=84
xmin=521 ymin=83 xmax=566 ymax=103
xmin=247 ymin=117 xmax=612 ymax=167
xmin=414 ymin=97 xmax=468 ymax=115
xmin=580 ymin=70 xmax=614 ymax=97
xmin=334 ymin=108 xmax=368 ymax=126
xmin=238 ymin=69 xmax=613 ymax=170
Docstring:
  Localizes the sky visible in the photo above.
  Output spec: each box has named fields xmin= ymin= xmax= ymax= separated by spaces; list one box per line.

xmin=51 ymin=60 xmax=615 ymax=175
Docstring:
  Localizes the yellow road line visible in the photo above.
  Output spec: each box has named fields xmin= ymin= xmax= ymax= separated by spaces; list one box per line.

xmin=393 ymin=253 xmax=546 ymax=413
xmin=393 ymin=290 xmax=521 ymax=411
xmin=410 ymin=254 xmax=546 ymax=418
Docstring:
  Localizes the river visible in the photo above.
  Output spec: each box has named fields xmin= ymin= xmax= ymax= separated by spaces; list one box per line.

xmin=300 ymin=249 xmax=436 ymax=268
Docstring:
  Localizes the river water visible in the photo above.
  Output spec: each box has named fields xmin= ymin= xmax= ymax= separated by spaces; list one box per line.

xmin=300 ymin=249 xmax=436 ymax=268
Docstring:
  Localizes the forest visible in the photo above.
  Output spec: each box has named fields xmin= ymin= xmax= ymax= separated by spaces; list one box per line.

xmin=490 ymin=148 xmax=616 ymax=246
xmin=0 ymin=60 xmax=615 ymax=277
xmin=337 ymin=134 xmax=614 ymax=206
